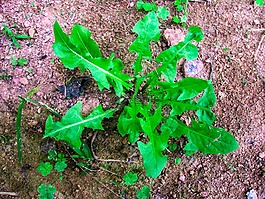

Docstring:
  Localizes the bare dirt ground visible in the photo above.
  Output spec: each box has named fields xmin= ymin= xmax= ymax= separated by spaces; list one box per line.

xmin=0 ymin=0 xmax=264 ymax=198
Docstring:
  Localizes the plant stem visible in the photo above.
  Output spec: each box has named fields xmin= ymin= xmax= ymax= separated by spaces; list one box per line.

xmin=16 ymin=98 xmax=25 ymax=167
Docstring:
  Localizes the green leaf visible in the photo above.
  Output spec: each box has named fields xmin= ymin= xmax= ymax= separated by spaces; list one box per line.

xmin=37 ymin=162 xmax=53 ymax=177
xmin=38 ymin=184 xmax=56 ymax=199
xmin=48 ymin=149 xmax=57 ymax=161
xmin=136 ymin=0 xmax=157 ymax=11
xmin=177 ymin=5 xmax=184 ymax=11
xmin=123 ymin=172 xmax=138 ymax=185
xmin=2 ymin=24 xmax=15 ymax=37
xmin=151 ymin=79 xmax=216 ymax=125
xmin=15 ymin=34 xmax=31 ymax=39
xmin=179 ymin=119 xmax=239 ymax=154
xmin=129 ymin=12 xmax=160 ymax=75
xmin=137 ymin=185 xmax=151 ymax=199
xmin=53 ymin=21 xmax=132 ymax=97
xmin=184 ymin=26 xmax=204 ymax=43
xmin=151 ymin=77 xmax=209 ymax=101
xmin=12 ymin=37 xmax=21 ymax=49
xmin=175 ymin=158 xmax=181 ymax=164
xmin=18 ymin=58 xmax=27 ymax=66
xmin=174 ymin=77 xmax=209 ymax=100
xmin=173 ymin=16 xmax=181 ymax=24
xmin=156 ymin=27 xmax=203 ymax=82
xmin=69 ymin=24 xmax=101 ymax=58
xmin=137 ymin=106 xmax=169 ymax=179
xmin=183 ymin=142 xmax=198 ymax=156
xmin=44 ymin=101 xmax=115 ymax=149
xmin=256 ymin=0 xmax=264 ymax=6
xmin=160 ymin=117 xmax=179 ymax=138
xmin=196 ymin=83 xmax=216 ymax=125
xmin=168 ymin=143 xmax=177 ymax=151
xmin=117 ymin=100 xmax=143 ymax=143
xmin=156 ymin=6 xmax=170 ymax=20
xmin=10 ymin=56 xmax=18 ymax=66
xmin=54 ymin=161 xmax=67 ymax=172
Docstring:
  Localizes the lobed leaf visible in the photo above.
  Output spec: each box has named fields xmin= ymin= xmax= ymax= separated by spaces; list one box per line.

xmin=137 ymin=106 xmax=169 ymax=179
xmin=54 ymin=161 xmax=67 ymax=172
xmin=53 ymin=21 xmax=132 ymax=97
xmin=256 ymin=0 xmax=264 ymax=6
xmin=156 ymin=6 xmax=170 ymax=20
xmin=184 ymin=26 xmax=204 ymax=43
xmin=123 ymin=172 xmax=138 ymax=185
xmin=38 ymin=184 xmax=56 ymax=199
xmin=37 ymin=162 xmax=53 ymax=177
xmin=117 ymin=100 xmax=143 ymax=143
xmin=155 ymin=26 xmax=203 ymax=82
xmin=129 ymin=12 xmax=160 ymax=75
xmin=196 ymin=83 xmax=216 ymax=124
xmin=136 ymin=0 xmax=157 ymax=11
xmin=150 ymin=78 xmax=216 ymax=124
xmin=177 ymin=119 xmax=239 ymax=154
xmin=44 ymin=101 xmax=115 ymax=150
xmin=136 ymin=185 xmax=151 ymax=199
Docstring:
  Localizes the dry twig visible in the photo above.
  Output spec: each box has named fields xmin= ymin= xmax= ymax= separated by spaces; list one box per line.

xmin=0 ymin=192 xmax=18 ymax=196
xmin=254 ymin=32 xmax=265 ymax=82
xmin=92 ymin=177 xmax=120 ymax=198
xmin=91 ymin=132 xmax=127 ymax=163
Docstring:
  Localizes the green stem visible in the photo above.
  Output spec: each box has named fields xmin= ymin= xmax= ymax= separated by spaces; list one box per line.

xmin=16 ymin=99 xmax=25 ymax=167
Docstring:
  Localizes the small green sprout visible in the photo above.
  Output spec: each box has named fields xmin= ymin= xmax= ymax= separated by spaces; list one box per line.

xmin=38 ymin=184 xmax=56 ymax=199
xmin=2 ymin=24 xmax=31 ymax=49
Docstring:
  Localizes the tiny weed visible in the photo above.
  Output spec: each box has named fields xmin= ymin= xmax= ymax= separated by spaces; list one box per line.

xmin=175 ymin=158 xmax=181 ymax=164
xmin=136 ymin=185 xmax=151 ymax=199
xmin=123 ymin=172 xmax=138 ymax=186
xmin=2 ymin=24 xmax=31 ymax=49
xmin=173 ymin=0 xmax=188 ymax=27
xmin=37 ymin=184 xmax=56 ymax=199
xmin=27 ymin=67 xmax=33 ymax=73
xmin=0 ymin=70 xmax=11 ymax=80
xmin=37 ymin=162 xmax=53 ymax=177
xmin=256 ymin=0 xmax=264 ymax=6
xmin=10 ymin=56 xmax=28 ymax=69
xmin=222 ymin=47 xmax=230 ymax=52
xmin=168 ymin=143 xmax=177 ymax=151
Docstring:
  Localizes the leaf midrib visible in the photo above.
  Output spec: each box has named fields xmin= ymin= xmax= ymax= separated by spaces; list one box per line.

xmin=55 ymin=27 xmax=131 ymax=89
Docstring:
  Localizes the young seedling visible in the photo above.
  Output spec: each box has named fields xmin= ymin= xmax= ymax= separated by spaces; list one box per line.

xmin=136 ymin=0 xmax=170 ymax=20
xmin=37 ymin=162 xmax=53 ymax=177
xmin=123 ymin=171 xmax=138 ymax=186
xmin=137 ymin=185 xmax=151 ymax=199
xmin=173 ymin=0 xmax=188 ymax=27
xmin=256 ymin=0 xmax=264 ymax=6
xmin=2 ymin=24 xmax=31 ymax=49
xmin=37 ymin=184 xmax=56 ymax=199
xmin=0 ymin=70 xmax=11 ymax=80
xmin=10 ymin=56 xmax=28 ymax=69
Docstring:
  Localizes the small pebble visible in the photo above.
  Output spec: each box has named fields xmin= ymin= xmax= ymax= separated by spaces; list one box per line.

xmin=19 ymin=77 xmax=29 ymax=85
xmin=29 ymin=28 xmax=35 ymax=37
xmin=164 ymin=28 xmax=185 ymax=46
xmin=179 ymin=175 xmax=185 ymax=182
xmin=24 ymin=20 xmax=30 ymax=27
xmin=247 ymin=189 xmax=258 ymax=199
xmin=184 ymin=60 xmax=204 ymax=78
xmin=259 ymin=152 xmax=265 ymax=159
